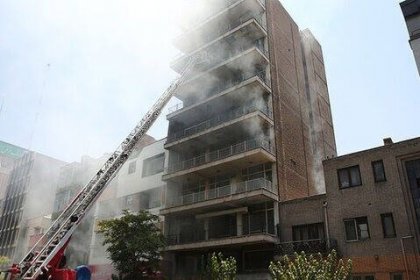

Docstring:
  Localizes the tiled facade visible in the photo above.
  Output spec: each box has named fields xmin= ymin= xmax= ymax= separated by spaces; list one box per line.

xmin=0 ymin=141 xmax=26 ymax=219
xmin=0 ymin=151 xmax=66 ymax=262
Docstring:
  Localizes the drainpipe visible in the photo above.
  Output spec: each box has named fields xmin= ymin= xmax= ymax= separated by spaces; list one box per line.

xmin=401 ymin=235 xmax=414 ymax=280
xmin=323 ymin=201 xmax=331 ymax=249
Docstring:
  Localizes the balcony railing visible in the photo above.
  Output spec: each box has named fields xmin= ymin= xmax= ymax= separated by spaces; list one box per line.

xmin=166 ymin=218 xmax=274 ymax=246
xmin=166 ymin=178 xmax=276 ymax=208
xmin=167 ymin=70 xmax=269 ymax=114
xmin=193 ymin=42 xmax=268 ymax=75
xmin=166 ymin=138 xmax=274 ymax=174
xmin=167 ymin=104 xmax=272 ymax=144
xmin=183 ymin=42 xmax=269 ymax=86
xmin=176 ymin=0 xmax=266 ymax=46
xmin=275 ymin=239 xmax=338 ymax=256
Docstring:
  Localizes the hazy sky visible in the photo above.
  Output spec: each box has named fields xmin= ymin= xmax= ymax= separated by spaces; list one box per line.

xmin=0 ymin=0 xmax=419 ymax=163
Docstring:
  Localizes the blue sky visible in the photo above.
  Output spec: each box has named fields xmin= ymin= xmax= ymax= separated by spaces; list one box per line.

xmin=0 ymin=0 xmax=419 ymax=163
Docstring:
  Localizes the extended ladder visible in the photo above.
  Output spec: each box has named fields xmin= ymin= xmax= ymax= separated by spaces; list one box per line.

xmin=16 ymin=56 xmax=200 ymax=280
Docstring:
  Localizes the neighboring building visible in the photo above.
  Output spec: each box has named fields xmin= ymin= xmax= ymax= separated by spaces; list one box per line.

xmin=279 ymin=137 xmax=420 ymax=279
xmin=162 ymin=0 xmax=335 ymax=278
xmin=51 ymin=134 xmax=156 ymax=270
xmin=0 ymin=151 xmax=66 ymax=262
xmin=401 ymin=0 xmax=420 ymax=75
xmin=88 ymin=138 xmax=166 ymax=280
xmin=52 ymin=155 xmax=108 ymax=220
xmin=0 ymin=141 xmax=27 ymax=217
xmin=52 ymin=154 xmax=109 ymax=269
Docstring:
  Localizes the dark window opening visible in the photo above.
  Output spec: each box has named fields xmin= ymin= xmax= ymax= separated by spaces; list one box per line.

xmin=292 ymin=223 xmax=325 ymax=241
xmin=142 ymin=153 xmax=165 ymax=177
xmin=344 ymin=217 xmax=370 ymax=241
xmin=372 ymin=160 xmax=386 ymax=182
xmin=381 ymin=213 xmax=396 ymax=238
xmin=392 ymin=273 xmax=403 ymax=280
xmin=128 ymin=161 xmax=136 ymax=174
xmin=243 ymin=250 xmax=273 ymax=271
xmin=338 ymin=165 xmax=362 ymax=188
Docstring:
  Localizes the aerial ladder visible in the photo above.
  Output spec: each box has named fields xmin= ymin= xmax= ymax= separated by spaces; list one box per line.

xmin=5 ymin=55 xmax=202 ymax=280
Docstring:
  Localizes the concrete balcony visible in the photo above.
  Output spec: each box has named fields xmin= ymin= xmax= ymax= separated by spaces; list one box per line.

xmin=166 ymin=234 xmax=277 ymax=252
xmin=165 ymin=222 xmax=277 ymax=251
xmin=275 ymin=239 xmax=338 ymax=256
xmin=174 ymin=0 xmax=266 ymax=53
xmin=165 ymin=104 xmax=273 ymax=148
xmin=171 ymin=17 xmax=267 ymax=74
xmin=167 ymin=71 xmax=271 ymax=119
xmin=163 ymin=138 xmax=275 ymax=181
xmin=175 ymin=46 xmax=269 ymax=102
xmin=161 ymin=178 xmax=277 ymax=215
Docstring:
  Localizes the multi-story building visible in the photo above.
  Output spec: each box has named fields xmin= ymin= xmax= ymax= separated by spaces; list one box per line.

xmin=162 ymin=0 xmax=335 ymax=278
xmin=0 ymin=141 xmax=27 ymax=217
xmin=279 ymin=137 xmax=420 ymax=279
xmin=88 ymin=138 xmax=167 ymax=280
xmin=50 ymin=134 xmax=156 ymax=270
xmin=0 ymin=151 xmax=66 ymax=262
xmin=51 ymin=154 xmax=109 ymax=269
xmin=401 ymin=0 xmax=420 ymax=75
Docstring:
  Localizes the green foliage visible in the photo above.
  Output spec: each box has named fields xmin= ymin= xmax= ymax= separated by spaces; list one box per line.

xmin=269 ymin=250 xmax=352 ymax=280
xmin=0 ymin=256 xmax=9 ymax=266
xmin=98 ymin=210 xmax=165 ymax=280
xmin=204 ymin=252 xmax=237 ymax=280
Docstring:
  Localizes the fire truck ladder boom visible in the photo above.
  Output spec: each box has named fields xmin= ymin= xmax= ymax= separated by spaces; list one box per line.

xmin=17 ymin=56 xmax=199 ymax=280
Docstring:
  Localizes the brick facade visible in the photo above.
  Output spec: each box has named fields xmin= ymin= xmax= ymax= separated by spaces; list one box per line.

xmin=279 ymin=137 xmax=420 ymax=279
xmin=266 ymin=0 xmax=336 ymax=201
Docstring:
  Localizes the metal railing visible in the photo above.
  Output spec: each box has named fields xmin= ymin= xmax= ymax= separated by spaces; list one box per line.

xmin=167 ymin=69 xmax=269 ymax=115
xmin=173 ymin=15 xmax=267 ymax=68
xmin=166 ymin=138 xmax=274 ymax=174
xmin=168 ymin=102 xmax=183 ymax=114
xmin=167 ymin=104 xmax=272 ymax=143
xmin=275 ymin=239 xmax=338 ymax=256
xmin=175 ymin=0 xmax=264 ymax=43
xmin=166 ymin=178 xmax=275 ymax=208
xmin=182 ymin=42 xmax=269 ymax=87
xmin=166 ymin=218 xmax=274 ymax=246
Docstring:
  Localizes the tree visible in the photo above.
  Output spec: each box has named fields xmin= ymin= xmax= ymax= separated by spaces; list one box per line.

xmin=98 ymin=210 xmax=165 ymax=280
xmin=0 ymin=256 xmax=9 ymax=266
xmin=204 ymin=252 xmax=237 ymax=280
xmin=269 ymin=250 xmax=352 ymax=280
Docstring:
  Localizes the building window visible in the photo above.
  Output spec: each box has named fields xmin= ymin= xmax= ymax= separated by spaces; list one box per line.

xmin=352 ymin=276 xmax=375 ymax=280
xmin=142 ymin=153 xmax=165 ymax=177
xmin=243 ymin=250 xmax=274 ymax=271
xmin=381 ymin=213 xmax=396 ymax=238
xmin=292 ymin=223 xmax=325 ymax=241
xmin=344 ymin=217 xmax=370 ymax=241
xmin=372 ymin=160 xmax=386 ymax=182
xmin=128 ymin=161 xmax=136 ymax=174
xmin=338 ymin=165 xmax=362 ymax=188
xmin=391 ymin=273 xmax=403 ymax=280
xmin=241 ymin=163 xmax=272 ymax=182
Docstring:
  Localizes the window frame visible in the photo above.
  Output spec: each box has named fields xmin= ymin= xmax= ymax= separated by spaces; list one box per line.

xmin=142 ymin=153 xmax=165 ymax=177
xmin=292 ymin=222 xmax=325 ymax=241
xmin=351 ymin=276 xmax=375 ymax=280
xmin=391 ymin=273 xmax=403 ymax=280
xmin=381 ymin=212 xmax=396 ymax=238
xmin=128 ymin=161 xmax=136 ymax=175
xmin=337 ymin=165 xmax=362 ymax=189
xmin=372 ymin=160 xmax=386 ymax=183
xmin=344 ymin=216 xmax=370 ymax=242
